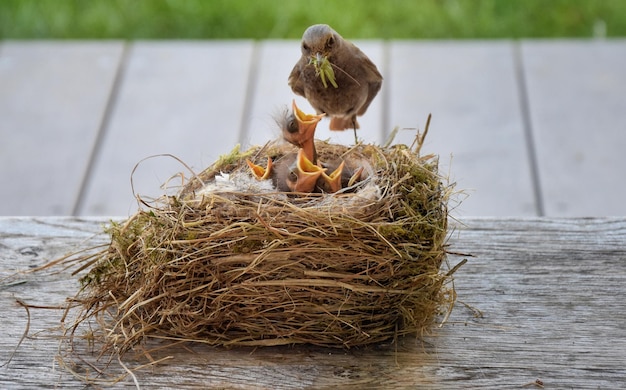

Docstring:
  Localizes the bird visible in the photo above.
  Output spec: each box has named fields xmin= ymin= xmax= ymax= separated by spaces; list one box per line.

xmin=246 ymin=157 xmax=273 ymax=180
xmin=247 ymin=150 xmax=364 ymax=194
xmin=280 ymin=149 xmax=326 ymax=193
xmin=277 ymin=100 xmax=325 ymax=164
xmin=249 ymin=101 xmax=366 ymax=194
xmin=248 ymin=102 xmax=324 ymax=194
xmin=277 ymin=101 xmax=348 ymax=193
xmin=319 ymin=160 xmax=345 ymax=193
xmin=317 ymin=160 xmax=364 ymax=193
xmin=288 ymin=24 xmax=383 ymax=140
xmin=248 ymin=150 xmax=324 ymax=193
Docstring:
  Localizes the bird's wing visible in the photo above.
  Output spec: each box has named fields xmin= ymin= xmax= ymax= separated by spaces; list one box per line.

xmin=288 ymin=59 xmax=307 ymax=97
xmin=357 ymin=59 xmax=383 ymax=116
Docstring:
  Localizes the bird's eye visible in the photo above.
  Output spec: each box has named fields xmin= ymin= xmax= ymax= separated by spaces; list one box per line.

xmin=326 ymin=36 xmax=335 ymax=49
xmin=287 ymin=119 xmax=298 ymax=133
xmin=302 ymin=43 xmax=310 ymax=52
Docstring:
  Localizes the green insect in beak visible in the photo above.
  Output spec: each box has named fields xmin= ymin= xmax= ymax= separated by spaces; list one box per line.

xmin=310 ymin=53 xmax=338 ymax=89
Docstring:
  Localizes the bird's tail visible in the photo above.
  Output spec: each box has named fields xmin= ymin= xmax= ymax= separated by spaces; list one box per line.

xmin=329 ymin=116 xmax=359 ymax=131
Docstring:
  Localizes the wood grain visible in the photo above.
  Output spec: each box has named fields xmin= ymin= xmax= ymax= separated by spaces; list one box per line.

xmin=1 ymin=217 xmax=625 ymax=388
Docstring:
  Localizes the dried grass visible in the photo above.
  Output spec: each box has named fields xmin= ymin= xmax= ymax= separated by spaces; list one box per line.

xmin=65 ymin=138 xmax=456 ymax=354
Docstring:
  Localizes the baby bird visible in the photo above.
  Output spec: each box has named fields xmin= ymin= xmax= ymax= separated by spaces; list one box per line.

xmin=249 ymin=102 xmax=365 ymax=194
xmin=277 ymin=100 xmax=325 ymax=164
xmin=274 ymin=149 xmax=325 ymax=193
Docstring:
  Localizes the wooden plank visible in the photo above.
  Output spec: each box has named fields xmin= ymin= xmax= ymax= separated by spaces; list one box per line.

xmin=243 ymin=40 xmax=386 ymax=149
xmin=521 ymin=39 xmax=626 ymax=216
xmin=1 ymin=217 xmax=625 ymax=388
xmin=5 ymin=39 xmax=625 ymax=218
xmin=387 ymin=41 xmax=537 ymax=217
xmin=0 ymin=41 xmax=124 ymax=216
xmin=77 ymin=41 xmax=255 ymax=216
xmin=239 ymin=40 xmax=298 ymax=147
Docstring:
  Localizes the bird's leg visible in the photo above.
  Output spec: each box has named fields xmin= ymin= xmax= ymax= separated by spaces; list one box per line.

xmin=352 ymin=118 xmax=358 ymax=144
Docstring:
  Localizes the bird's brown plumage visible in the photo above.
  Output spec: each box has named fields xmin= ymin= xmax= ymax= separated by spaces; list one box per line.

xmin=288 ymin=24 xmax=383 ymax=131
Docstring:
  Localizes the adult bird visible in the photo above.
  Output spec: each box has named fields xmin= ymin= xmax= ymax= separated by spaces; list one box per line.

xmin=288 ymin=24 xmax=383 ymax=140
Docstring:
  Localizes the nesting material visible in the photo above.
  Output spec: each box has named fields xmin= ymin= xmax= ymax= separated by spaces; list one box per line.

xmin=70 ymin=139 xmax=455 ymax=352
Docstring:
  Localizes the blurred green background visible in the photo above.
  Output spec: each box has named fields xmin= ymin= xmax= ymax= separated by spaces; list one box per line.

xmin=1 ymin=0 xmax=625 ymax=39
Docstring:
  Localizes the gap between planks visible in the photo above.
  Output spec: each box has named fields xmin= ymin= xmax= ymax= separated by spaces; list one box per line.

xmin=513 ymin=41 xmax=545 ymax=217
xmin=72 ymin=42 xmax=130 ymax=216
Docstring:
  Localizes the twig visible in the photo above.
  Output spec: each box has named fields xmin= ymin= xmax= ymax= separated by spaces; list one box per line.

xmin=383 ymin=126 xmax=400 ymax=148
xmin=411 ymin=113 xmax=432 ymax=155
xmin=118 ymin=353 xmax=141 ymax=390
xmin=0 ymin=299 xmax=31 ymax=368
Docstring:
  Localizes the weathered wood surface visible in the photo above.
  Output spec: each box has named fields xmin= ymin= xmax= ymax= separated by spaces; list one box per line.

xmin=521 ymin=40 xmax=626 ymax=216
xmin=1 ymin=217 xmax=625 ymax=389
xmin=2 ymin=39 xmax=626 ymax=217
xmin=0 ymin=41 xmax=124 ymax=215
xmin=79 ymin=41 xmax=255 ymax=216
xmin=388 ymin=41 xmax=536 ymax=217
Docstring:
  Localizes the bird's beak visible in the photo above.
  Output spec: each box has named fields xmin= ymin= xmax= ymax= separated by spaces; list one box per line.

xmin=246 ymin=157 xmax=273 ymax=180
xmin=347 ymin=166 xmax=364 ymax=187
xmin=287 ymin=149 xmax=326 ymax=193
xmin=316 ymin=52 xmax=323 ymax=64
xmin=292 ymin=99 xmax=325 ymax=131
xmin=321 ymin=160 xmax=345 ymax=193
xmin=291 ymin=100 xmax=325 ymax=163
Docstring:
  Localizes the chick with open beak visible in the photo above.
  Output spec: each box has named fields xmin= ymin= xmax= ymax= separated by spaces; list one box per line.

xmin=319 ymin=160 xmax=345 ymax=193
xmin=250 ymin=101 xmax=364 ymax=194
xmin=278 ymin=100 xmax=325 ymax=164
xmin=285 ymin=149 xmax=326 ymax=193
xmin=246 ymin=157 xmax=273 ymax=180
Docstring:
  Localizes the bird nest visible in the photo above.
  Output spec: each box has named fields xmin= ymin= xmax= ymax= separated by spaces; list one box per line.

xmin=67 ymin=139 xmax=457 ymax=353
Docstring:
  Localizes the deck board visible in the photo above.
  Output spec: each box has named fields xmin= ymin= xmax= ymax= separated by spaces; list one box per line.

xmin=1 ymin=217 xmax=625 ymax=388
xmin=521 ymin=39 xmax=626 ymax=216
xmin=387 ymin=41 xmax=537 ymax=217
xmin=0 ymin=41 xmax=123 ymax=215
xmin=78 ymin=41 xmax=255 ymax=216
xmin=1 ymin=39 xmax=624 ymax=217
xmin=239 ymin=40 xmax=302 ymax=147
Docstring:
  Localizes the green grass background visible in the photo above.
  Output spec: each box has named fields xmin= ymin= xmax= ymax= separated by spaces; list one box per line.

xmin=2 ymin=0 xmax=625 ymax=39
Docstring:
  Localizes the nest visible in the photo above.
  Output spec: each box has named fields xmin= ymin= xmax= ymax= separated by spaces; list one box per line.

xmin=69 ymin=139 xmax=456 ymax=353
